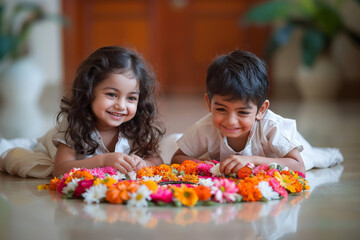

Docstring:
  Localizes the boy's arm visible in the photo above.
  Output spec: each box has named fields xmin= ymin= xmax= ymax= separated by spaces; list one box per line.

xmin=171 ymin=148 xmax=199 ymax=164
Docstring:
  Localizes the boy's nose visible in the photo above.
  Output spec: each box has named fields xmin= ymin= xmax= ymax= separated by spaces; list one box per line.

xmin=226 ymin=113 xmax=237 ymax=125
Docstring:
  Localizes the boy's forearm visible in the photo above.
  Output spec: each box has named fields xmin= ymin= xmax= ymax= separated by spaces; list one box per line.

xmin=171 ymin=154 xmax=198 ymax=164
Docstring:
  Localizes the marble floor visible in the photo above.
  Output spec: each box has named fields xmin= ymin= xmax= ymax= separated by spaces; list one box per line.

xmin=1 ymin=94 xmax=360 ymax=240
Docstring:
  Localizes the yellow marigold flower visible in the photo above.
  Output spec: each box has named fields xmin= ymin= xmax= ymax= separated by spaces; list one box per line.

xmin=103 ymin=177 xmax=117 ymax=188
xmin=37 ymin=184 xmax=49 ymax=191
xmin=274 ymin=171 xmax=296 ymax=192
xmin=140 ymin=180 xmax=158 ymax=193
xmin=181 ymin=174 xmax=199 ymax=184
xmin=160 ymin=172 xmax=179 ymax=181
xmin=173 ymin=185 xmax=198 ymax=207
xmin=93 ymin=178 xmax=103 ymax=186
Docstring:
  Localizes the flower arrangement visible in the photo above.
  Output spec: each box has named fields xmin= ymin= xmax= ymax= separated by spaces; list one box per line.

xmin=38 ymin=161 xmax=309 ymax=207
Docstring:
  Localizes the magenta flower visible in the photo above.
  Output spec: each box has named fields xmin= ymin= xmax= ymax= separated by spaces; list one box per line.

xmin=211 ymin=179 xmax=238 ymax=203
xmin=73 ymin=179 xmax=94 ymax=197
xmin=266 ymin=169 xmax=279 ymax=177
xmin=150 ymin=188 xmax=173 ymax=204
xmin=196 ymin=163 xmax=213 ymax=176
xmin=269 ymin=178 xmax=288 ymax=198
xmin=252 ymin=164 xmax=269 ymax=175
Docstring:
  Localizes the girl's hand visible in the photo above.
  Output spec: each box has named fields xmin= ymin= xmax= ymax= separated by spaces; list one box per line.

xmin=104 ymin=153 xmax=138 ymax=174
xmin=220 ymin=155 xmax=254 ymax=175
xmin=130 ymin=154 xmax=147 ymax=172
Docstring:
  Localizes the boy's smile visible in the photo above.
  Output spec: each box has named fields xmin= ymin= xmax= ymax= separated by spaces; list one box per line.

xmin=205 ymin=94 xmax=269 ymax=150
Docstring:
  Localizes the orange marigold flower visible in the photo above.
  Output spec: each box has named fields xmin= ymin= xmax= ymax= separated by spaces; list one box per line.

xmin=194 ymin=185 xmax=211 ymax=201
xmin=74 ymin=170 xmax=94 ymax=180
xmin=181 ymin=174 xmax=199 ymax=184
xmin=161 ymin=172 xmax=179 ymax=181
xmin=155 ymin=164 xmax=172 ymax=175
xmin=173 ymin=185 xmax=198 ymax=206
xmin=237 ymin=178 xmax=262 ymax=202
xmin=49 ymin=177 xmax=61 ymax=191
xmin=105 ymin=180 xmax=138 ymax=204
xmin=237 ymin=166 xmax=252 ymax=179
xmin=181 ymin=160 xmax=198 ymax=175
xmin=171 ymin=163 xmax=185 ymax=173
xmin=137 ymin=167 xmax=155 ymax=178
xmin=140 ymin=180 xmax=158 ymax=193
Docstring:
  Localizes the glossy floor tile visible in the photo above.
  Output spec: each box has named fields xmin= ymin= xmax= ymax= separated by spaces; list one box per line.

xmin=1 ymin=96 xmax=360 ymax=240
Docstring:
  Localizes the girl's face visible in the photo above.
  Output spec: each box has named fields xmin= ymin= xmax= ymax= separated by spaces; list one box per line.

xmin=205 ymin=94 xmax=269 ymax=141
xmin=91 ymin=72 xmax=139 ymax=131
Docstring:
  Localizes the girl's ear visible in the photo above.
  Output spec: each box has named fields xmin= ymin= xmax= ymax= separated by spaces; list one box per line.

xmin=256 ymin=100 xmax=270 ymax=120
xmin=204 ymin=93 xmax=211 ymax=112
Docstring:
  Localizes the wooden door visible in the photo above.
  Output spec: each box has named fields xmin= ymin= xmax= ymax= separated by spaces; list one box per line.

xmin=62 ymin=0 xmax=268 ymax=94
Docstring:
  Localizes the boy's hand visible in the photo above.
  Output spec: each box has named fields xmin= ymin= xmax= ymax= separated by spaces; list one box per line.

xmin=220 ymin=155 xmax=253 ymax=175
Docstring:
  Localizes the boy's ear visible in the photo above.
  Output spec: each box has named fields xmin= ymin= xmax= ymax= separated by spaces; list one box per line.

xmin=256 ymin=100 xmax=270 ymax=120
xmin=204 ymin=93 xmax=211 ymax=112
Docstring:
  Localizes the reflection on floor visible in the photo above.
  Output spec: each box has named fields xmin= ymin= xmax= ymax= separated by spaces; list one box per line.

xmin=1 ymin=95 xmax=360 ymax=240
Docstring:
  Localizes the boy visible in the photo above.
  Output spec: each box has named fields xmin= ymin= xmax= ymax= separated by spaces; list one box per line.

xmin=171 ymin=50 xmax=342 ymax=174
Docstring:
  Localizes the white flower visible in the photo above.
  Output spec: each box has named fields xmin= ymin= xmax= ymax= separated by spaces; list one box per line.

xmin=62 ymin=178 xmax=81 ymax=195
xmin=257 ymin=181 xmax=280 ymax=201
xmin=127 ymin=171 xmax=137 ymax=180
xmin=210 ymin=163 xmax=223 ymax=177
xmin=82 ymin=184 xmax=107 ymax=204
xmin=113 ymin=172 xmax=126 ymax=180
xmin=142 ymin=175 xmax=162 ymax=182
xmin=198 ymin=178 xmax=214 ymax=187
xmin=127 ymin=185 xmax=152 ymax=208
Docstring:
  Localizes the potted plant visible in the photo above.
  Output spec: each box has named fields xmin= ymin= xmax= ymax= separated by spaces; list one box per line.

xmin=0 ymin=1 xmax=66 ymax=138
xmin=244 ymin=0 xmax=360 ymax=99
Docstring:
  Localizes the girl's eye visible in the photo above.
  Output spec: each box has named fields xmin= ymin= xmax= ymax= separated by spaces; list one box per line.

xmin=128 ymin=96 xmax=138 ymax=101
xmin=106 ymin=93 xmax=116 ymax=97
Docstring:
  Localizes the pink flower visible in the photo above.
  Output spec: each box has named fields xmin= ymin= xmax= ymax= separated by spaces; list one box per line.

xmin=246 ymin=162 xmax=255 ymax=170
xmin=269 ymin=178 xmax=288 ymax=198
xmin=211 ymin=179 xmax=238 ymax=203
xmin=150 ymin=188 xmax=173 ymax=204
xmin=252 ymin=164 xmax=269 ymax=175
xmin=266 ymin=169 xmax=279 ymax=177
xmin=57 ymin=180 xmax=66 ymax=194
xmin=293 ymin=170 xmax=306 ymax=178
xmin=73 ymin=179 xmax=94 ymax=197
xmin=196 ymin=163 xmax=213 ymax=176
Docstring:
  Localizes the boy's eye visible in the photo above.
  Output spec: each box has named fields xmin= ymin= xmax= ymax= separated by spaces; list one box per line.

xmin=215 ymin=108 xmax=226 ymax=112
xmin=238 ymin=111 xmax=250 ymax=115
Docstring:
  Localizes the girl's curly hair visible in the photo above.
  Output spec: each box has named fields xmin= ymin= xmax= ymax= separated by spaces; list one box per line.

xmin=57 ymin=46 xmax=164 ymax=158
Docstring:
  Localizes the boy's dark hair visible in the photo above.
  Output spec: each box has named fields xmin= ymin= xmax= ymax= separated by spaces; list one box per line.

xmin=206 ymin=50 xmax=269 ymax=109
xmin=57 ymin=46 xmax=164 ymax=157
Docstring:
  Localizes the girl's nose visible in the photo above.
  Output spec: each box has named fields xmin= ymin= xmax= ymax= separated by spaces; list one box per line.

xmin=115 ymin=99 xmax=126 ymax=110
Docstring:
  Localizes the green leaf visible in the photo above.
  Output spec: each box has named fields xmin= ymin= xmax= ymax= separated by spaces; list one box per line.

xmin=244 ymin=0 xmax=292 ymax=24
xmin=313 ymin=0 xmax=342 ymax=36
xmin=264 ymin=23 xmax=296 ymax=59
xmin=302 ymin=29 xmax=327 ymax=67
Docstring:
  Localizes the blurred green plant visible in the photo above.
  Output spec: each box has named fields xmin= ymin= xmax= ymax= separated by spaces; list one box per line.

xmin=244 ymin=0 xmax=360 ymax=67
xmin=0 ymin=0 xmax=66 ymax=62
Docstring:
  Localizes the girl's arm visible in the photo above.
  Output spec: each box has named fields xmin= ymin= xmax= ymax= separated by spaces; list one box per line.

xmin=220 ymin=148 xmax=306 ymax=175
xmin=53 ymin=143 xmax=137 ymax=177
xmin=171 ymin=148 xmax=199 ymax=164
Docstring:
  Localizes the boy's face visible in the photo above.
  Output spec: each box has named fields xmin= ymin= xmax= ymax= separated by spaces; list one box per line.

xmin=205 ymin=94 xmax=269 ymax=141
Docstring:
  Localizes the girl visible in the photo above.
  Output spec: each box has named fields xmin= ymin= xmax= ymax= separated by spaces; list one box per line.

xmin=0 ymin=46 xmax=165 ymax=178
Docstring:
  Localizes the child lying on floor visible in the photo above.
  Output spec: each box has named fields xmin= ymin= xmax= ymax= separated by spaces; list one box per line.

xmin=171 ymin=50 xmax=343 ymax=174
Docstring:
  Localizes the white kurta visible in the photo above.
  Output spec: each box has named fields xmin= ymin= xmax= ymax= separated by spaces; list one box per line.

xmin=177 ymin=110 xmax=343 ymax=170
